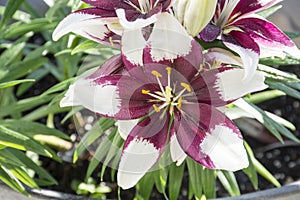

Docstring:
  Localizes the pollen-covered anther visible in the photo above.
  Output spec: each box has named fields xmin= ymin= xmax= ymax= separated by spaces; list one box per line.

xmin=153 ymin=104 xmax=161 ymax=112
xmin=152 ymin=70 xmax=162 ymax=77
xmin=181 ymin=82 xmax=191 ymax=92
xmin=177 ymin=96 xmax=183 ymax=109
xmin=142 ymin=89 xmax=150 ymax=94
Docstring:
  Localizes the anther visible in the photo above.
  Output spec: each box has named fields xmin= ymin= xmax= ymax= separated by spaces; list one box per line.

xmin=181 ymin=82 xmax=191 ymax=92
xmin=166 ymin=67 xmax=171 ymax=75
xmin=142 ymin=89 xmax=150 ymax=94
xmin=153 ymin=104 xmax=161 ymax=113
xmin=152 ymin=70 xmax=162 ymax=77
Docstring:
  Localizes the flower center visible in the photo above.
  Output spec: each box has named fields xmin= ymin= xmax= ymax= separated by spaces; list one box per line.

xmin=142 ymin=67 xmax=192 ymax=115
xmin=125 ymin=0 xmax=159 ymax=14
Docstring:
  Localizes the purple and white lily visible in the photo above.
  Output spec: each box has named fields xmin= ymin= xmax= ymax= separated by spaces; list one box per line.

xmin=52 ymin=0 xmax=193 ymax=65
xmin=60 ymin=40 xmax=268 ymax=189
xmin=199 ymin=0 xmax=300 ymax=81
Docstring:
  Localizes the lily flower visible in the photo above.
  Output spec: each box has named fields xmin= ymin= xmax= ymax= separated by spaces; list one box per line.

xmin=60 ymin=40 xmax=267 ymax=189
xmin=52 ymin=0 xmax=193 ymax=65
xmin=199 ymin=0 xmax=300 ymax=81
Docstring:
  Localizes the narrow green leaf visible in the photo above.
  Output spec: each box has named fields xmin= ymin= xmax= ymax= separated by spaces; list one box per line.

xmin=8 ymin=149 xmax=57 ymax=185
xmin=71 ymin=40 xmax=99 ymax=55
xmin=0 ymin=0 xmax=25 ymax=29
xmin=0 ymin=79 xmax=35 ymax=89
xmin=169 ymin=162 xmax=185 ymax=200
xmin=74 ymin=118 xmax=115 ymax=162
xmin=186 ymin=157 xmax=202 ymax=199
xmin=266 ymin=79 xmax=300 ymax=100
xmin=243 ymin=142 xmax=258 ymax=190
xmin=0 ymin=57 xmax=48 ymax=82
xmin=244 ymin=90 xmax=285 ymax=104
xmin=0 ymin=119 xmax=70 ymax=140
xmin=135 ymin=172 xmax=155 ymax=200
xmin=253 ymin=158 xmax=281 ymax=187
xmin=86 ymin=128 xmax=118 ymax=181
xmin=154 ymin=166 xmax=168 ymax=197
xmin=217 ymin=171 xmax=240 ymax=196
xmin=0 ymin=42 xmax=25 ymax=68
xmin=0 ymin=166 xmax=28 ymax=196
xmin=0 ymin=6 xmax=31 ymax=23
xmin=260 ymin=56 xmax=300 ymax=66
xmin=202 ymin=168 xmax=216 ymax=199
xmin=42 ymin=78 xmax=75 ymax=96
xmin=285 ymin=31 xmax=300 ymax=39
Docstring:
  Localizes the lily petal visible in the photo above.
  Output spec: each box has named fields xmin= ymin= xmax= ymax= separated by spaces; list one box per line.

xmin=214 ymin=68 xmax=268 ymax=101
xmin=82 ymin=0 xmax=131 ymax=9
xmin=234 ymin=16 xmax=300 ymax=59
xmin=175 ymin=103 xmax=249 ymax=171
xmin=148 ymin=12 xmax=193 ymax=62
xmin=170 ymin=133 xmax=187 ymax=166
xmin=116 ymin=119 xmax=139 ymax=140
xmin=52 ymin=8 xmax=120 ymax=45
xmin=223 ymin=31 xmax=260 ymax=82
xmin=117 ymin=113 xmax=170 ymax=189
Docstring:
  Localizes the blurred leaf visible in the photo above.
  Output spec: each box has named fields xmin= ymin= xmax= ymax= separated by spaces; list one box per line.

xmin=0 ymin=42 xmax=25 ymax=68
xmin=135 ymin=172 xmax=155 ymax=200
xmin=154 ymin=165 xmax=168 ymax=198
xmin=260 ymin=56 xmax=300 ymax=66
xmin=244 ymin=90 xmax=285 ymax=104
xmin=0 ymin=57 xmax=48 ymax=82
xmin=243 ymin=142 xmax=258 ymax=190
xmin=0 ymin=0 xmax=25 ymax=29
xmin=86 ymin=127 xmax=118 ymax=181
xmin=253 ymin=157 xmax=281 ymax=187
xmin=0 ymin=94 xmax=55 ymax=118
xmin=186 ymin=157 xmax=203 ymax=199
xmin=202 ymin=168 xmax=216 ymax=199
xmin=0 ymin=119 xmax=70 ymax=140
xmin=258 ymin=4 xmax=282 ymax=18
xmin=42 ymin=77 xmax=75 ymax=96
xmin=71 ymin=40 xmax=99 ymax=55
xmin=266 ymin=78 xmax=300 ymax=100
xmin=8 ymin=149 xmax=57 ymax=185
xmin=1 ymin=18 xmax=57 ymax=39
xmin=0 ymin=6 xmax=31 ymax=23
xmin=45 ymin=0 xmax=66 ymax=21
xmin=74 ymin=118 xmax=115 ymax=162
xmin=0 ymin=79 xmax=35 ymax=89
xmin=217 ymin=171 xmax=240 ymax=196
xmin=169 ymin=162 xmax=185 ymax=200
xmin=0 ymin=165 xmax=28 ymax=196
xmin=285 ymin=31 xmax=300 ymax=39
xmin=0 ymin=125 xmax=60 ymax=161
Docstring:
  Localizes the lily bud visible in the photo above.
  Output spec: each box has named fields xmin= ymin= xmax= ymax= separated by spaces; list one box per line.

xmin=174 ymin=0 xmax=217 ymax=37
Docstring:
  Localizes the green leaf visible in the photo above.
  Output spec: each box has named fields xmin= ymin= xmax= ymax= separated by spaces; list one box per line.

xmin=0 ymin=125 xmax=60 ymax=161
xmin=257 ymin=4 xmax=282 ymax=18
xmin=217 ymin=171 xmax=240 ymax=196
xmin=42 ymin=78 xmax=75 ymax=96
xmin=74 ymin=118 xmax=115 ymax=162
xmin=0 ymin=119 xmax=70 ymax=140
xmin=135 ymin=172 xmax=155 ymax=200
xmin=1 ymin=18 xmax=57 ymax=39
xmin=0 ymin=6 xmax=31 ymax=23
xmin=266 ymin=79 xmax=300 ymax=100
xmin=0 ymin=79 xmax=35 ymax=89
xmin=285 ymin=31 xmax=300 ymax=39
xmin=244 ymin=90 xmax=285 ymax=104
xmin=153 ymin=165 xmax=168 ymax=197
xmin=0 ymin=94 xmax=55 ymax=118
xmin=186 ymin=157 xmax=203 ymax=199
xmin=0 ymin=42 xmax=25 ymax=69
xmin=260 ymin=55 xmax=300 ymax=66
xmin=71 ymin=40 xmax=99 ymax=55
xmin=9 ymin=149 xmax=58 ymax=185
xmin=169 ymin=162 xmax=185 ymax=200
xmin=0 ymin=57 xmax=48 ymax=82
xmin=202 ymin=168 xmax=216 ymax=199
xmin=253 ymin=157 xmax=281 ymax=187
xmin=0 ymin=0 xmax=25 ymax=29
xmin=86 ymin=127 xmax=118 ymax=181
xmin=0 ymin=165 xmax=28 ymax=196
xmin=243 ymin=142 xmax=258 ymax=190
